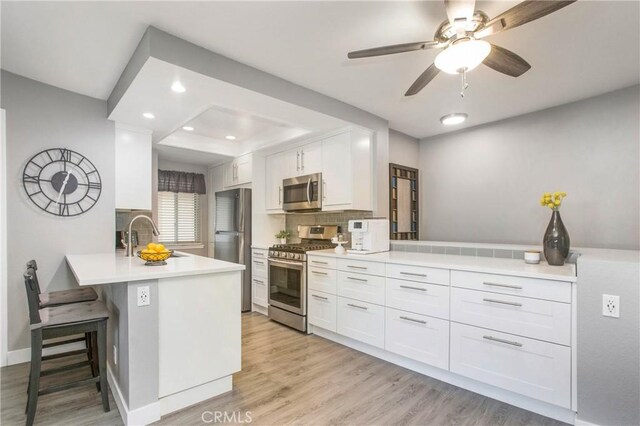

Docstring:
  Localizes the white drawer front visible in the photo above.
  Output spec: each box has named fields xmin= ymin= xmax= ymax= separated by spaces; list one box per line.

xmin=252 ymin=276 xmax=268 ymax=308
xmin=308 ymin=290 xmax=337 ymax=333
xmin=385 ymin=308 xmax=449 ymax=370
xmin=337 ymin=297 xmax=385 ymax=348
xmin=451 ymin=288 xmax=571 ymax=345
xmin=386 ymin=263 xmax=449 ymax=286
xmin=337 ymin=258 xmax=385 ymax=277
xmin=450 ymin=322 xmax=571 ymax=408
xmin=308 ymin=256 xmax=337 ymax=270
xmin=451 ymin=270 xmax=571 ymax=303
xmin=252 ymin=249 xmax=268 ymax=259
xmin=252 ymin=258 xmax=268 ymax=278
xmin=337 ymin=271 xmax=385 ymax=305
xmin=308 ymin=266 xmax=337 ymax=294
xmin=386 ymin=278 xmax=449 ymax=320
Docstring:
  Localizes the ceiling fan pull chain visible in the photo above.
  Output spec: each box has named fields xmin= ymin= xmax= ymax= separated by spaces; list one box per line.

xmin=460 ymin=69 xmax=469 ymax=98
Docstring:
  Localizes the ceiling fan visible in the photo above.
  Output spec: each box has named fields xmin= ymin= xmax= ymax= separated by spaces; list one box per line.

xmin=347 ymin=0 xmax=577 ymax=96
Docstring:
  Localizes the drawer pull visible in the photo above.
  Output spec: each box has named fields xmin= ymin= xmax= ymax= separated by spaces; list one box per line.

xmin=311 ymin=260 xmax=329 ymax=265
xmin=483 ymin=335 xmax=523 ymax=347
xmin=399 ymin=285 xmax=427 ymax=292
xmin=253 ymin=252 xmax=264 ymax=257
xmin=347 ymin=303 xmax=368 ymax=310
xmin=483 ymin=281 xmax=523 ymax=290
xmin=482 ymin=298 xmax=523 ymax=307
xmin=253 ymin=260 xmax=265 ymax=265
xmin=253 ymin=279 xmax=265 ymax=284
xmin=399 ymin=316 xmax=427 ymax=325
xmin=347 ymin=265 xmax=367 ymax=270
xmin=312 ymin=294 xmax=328 ymax=301
xmin=400 ymin=272 xmax=427 ymax=278
xmin=311 ymin=270 xmax=328 ymax=276
xmin=347 ymin=276 xmax=368 ymax=282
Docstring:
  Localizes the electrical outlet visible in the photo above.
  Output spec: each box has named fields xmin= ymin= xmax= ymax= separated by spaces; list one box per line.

xmin=137 ymin=285 xmax=150 ymax=307
xmin=602 ymin=294 xmax=620 ymax=318
xmin=113 ymin=345 xmax=117 ymax=365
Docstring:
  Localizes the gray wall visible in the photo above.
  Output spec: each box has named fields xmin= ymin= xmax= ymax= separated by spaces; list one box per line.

xmin=419 ymin=86 xmax=640 ymax=250
xmin=1 ymin=71 xmax=115 ymax=351
xmin=389 ymin=129 xmax=419 ymax=169
xmin=156 ymin=158 xmax=209 ymax=256
xmin=576 ymin=253 xmax=640 ymax=425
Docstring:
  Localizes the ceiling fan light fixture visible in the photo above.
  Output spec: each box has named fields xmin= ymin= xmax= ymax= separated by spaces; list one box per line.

xmin=440 ymin=113 xmax=468 ymax=126
xmin=434 ymin=39 xmax=491 ymax=74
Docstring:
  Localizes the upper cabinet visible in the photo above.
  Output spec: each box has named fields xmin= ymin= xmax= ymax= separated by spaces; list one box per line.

xmin=264 ymin=129 xmax=373 ymax=213
xmin=321 ymin=129 xmax=372 ymax=211
xmin=115 ymin=124 xmax=152 ymax=210
xmin=223 ymin=153 xmax=253 ymax=188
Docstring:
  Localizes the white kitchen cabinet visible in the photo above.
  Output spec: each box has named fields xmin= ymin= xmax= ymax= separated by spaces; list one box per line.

xmin=321 ymin=130 xmax=372 ymax=211
xmin=308 ymin=266 xmax=337 ymax=294
xmin=115 ymin=124 xmax=152 ymax=210
xmin=337 ymin=296 xmax=385 ymax=348
xmin=297 ymin=141 xmax=322 ymax=175
xmin=308 ymin=290 xmax=337 ymax=332
xmin=265 ymin=151 xmax=287 ymax=212
xmin=252 ymin=276 xmax=268 ymax=308
xmin=252 ymin=248 xmax=269 ymax=309
xmin=337 ymin=271 xmax=385 ymax=305
xmin=385 ymin=307 xmax=449 ymax=370
xmin=224 ymin=153 xmax=252 ymax=188
xmin=450 ymin=322 xmax=571 ymax=408
xmin=385 ymin=278 xmax=449 ymax=320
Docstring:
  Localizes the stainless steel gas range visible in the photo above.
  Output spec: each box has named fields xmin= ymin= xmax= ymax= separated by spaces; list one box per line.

xmin=267 ymin=225 xmax=338 ymax=332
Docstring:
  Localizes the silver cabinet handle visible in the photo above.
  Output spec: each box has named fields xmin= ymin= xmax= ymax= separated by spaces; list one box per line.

xmin=399 ymin=285 xmax=427 ymax=291
xmin=253 ymin=279 xmax=265 ymax=285
xmin=400 ymin=272 xmax=427 ymax=277
xmin=312 ymin=270 xmax=328 ymax=276
xmin=311 ymin=260 xmax=328 ymax=265
xmin=400 ymin=316 xmax=427 ymax=325
xmin=296 ymin=151 xmax=300 ymax=171
xmin=483 ymin=282 xmax=523 ymax=290
xmin=278 ymin=186 xmax=282 ymax=205
xmin=312 ymin=294 xmax=328 ymax=301
xmin=347 ymin=276 xmax=368 ymax=282
xmin=253 ymin=252 xmax=264 ymax=257
xmin=301 ymin=149 xmax=305 ymax=170
xmin=482 ymin=298 xmax=523 ymax=307
xmin=322 ymin=179 xmax=327 ymax=200
xmin=483 ymin=335 xmax=523 ymax=347
xmin=347 ymin=303 xmax=368 ymax=310
xmin=347 ymin=265 xmax=367 ymax=270
xmin=253 ymin=260 xmax=265 ymax=265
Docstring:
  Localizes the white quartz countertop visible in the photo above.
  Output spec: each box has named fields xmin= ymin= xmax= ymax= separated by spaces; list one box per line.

xmin=307 ymin=250 xmax=577 ymax=282
xmin=66 ymin=252 xmax=245 ymax=286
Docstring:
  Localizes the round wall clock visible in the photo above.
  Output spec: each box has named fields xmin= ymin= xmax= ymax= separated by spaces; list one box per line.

xmin=22 ymin=148 xmax=102 ymax=217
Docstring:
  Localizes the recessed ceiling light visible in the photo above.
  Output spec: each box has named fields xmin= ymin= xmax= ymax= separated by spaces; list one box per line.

xmin=182 ymin=126 xmax=194 ymax=131
xmin=440 ymin=113 xmax=467 ymax=126
xmin=225 ymin=135 xmax=237 ymax=140
xmin=142 ymin=112 xmax=155 ymax=119
xmin=171 ymin=81 xmax=186 ymax=93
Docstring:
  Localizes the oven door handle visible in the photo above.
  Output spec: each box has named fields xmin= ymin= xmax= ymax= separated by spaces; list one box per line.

xmin=269 ymin=259 xmax=304 ymax=269
xmin=306 ymin=178 xmax=312 ymax=204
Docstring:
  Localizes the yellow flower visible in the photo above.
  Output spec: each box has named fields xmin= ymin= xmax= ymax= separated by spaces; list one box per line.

xmin=554 ymin=199 xmax=561 ymax=206
xmin=547 ymin=202 xmax=554 ymax=208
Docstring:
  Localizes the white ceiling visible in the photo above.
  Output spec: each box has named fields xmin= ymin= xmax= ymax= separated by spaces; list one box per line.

xmin=2 ymin=1 xmax=639 ymax=138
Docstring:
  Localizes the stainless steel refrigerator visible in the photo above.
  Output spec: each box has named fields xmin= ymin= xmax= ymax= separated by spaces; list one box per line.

xmin=214 ymin=188 xmax=252 ymax=311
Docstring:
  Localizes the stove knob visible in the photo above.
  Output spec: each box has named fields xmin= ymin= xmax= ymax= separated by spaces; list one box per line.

xmin=294 ymin=253 xmax=301 ymax=260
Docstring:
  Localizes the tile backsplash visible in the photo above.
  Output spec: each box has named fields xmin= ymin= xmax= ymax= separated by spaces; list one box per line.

xmin=115 ymin=210 xmax=154 ymax=248
xmin=285 ymin=211 xmax=374 ymax=243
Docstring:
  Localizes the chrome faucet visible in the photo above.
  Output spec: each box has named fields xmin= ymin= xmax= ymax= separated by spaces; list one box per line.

xmin=125 ymin=215 xmax=160 ymax=257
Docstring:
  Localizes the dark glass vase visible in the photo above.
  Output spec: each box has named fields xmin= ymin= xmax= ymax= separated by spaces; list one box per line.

xmin=543 ymin=210 xmax=570 ymax=266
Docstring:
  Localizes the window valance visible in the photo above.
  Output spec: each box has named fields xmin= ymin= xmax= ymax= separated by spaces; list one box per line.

xmin=158 ymin=170 xmax=206 ymax=194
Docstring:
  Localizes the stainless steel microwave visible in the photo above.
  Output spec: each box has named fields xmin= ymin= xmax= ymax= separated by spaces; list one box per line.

xmin=282 ymin=173 xmax=322 ymax=212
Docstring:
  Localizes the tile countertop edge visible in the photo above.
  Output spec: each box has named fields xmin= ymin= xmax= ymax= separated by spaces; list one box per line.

xmin=307 ymin=250 xmax=577 ymax=282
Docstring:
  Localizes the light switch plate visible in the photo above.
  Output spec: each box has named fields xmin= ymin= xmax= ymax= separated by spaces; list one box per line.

xmin=602 ymin=294 xmax=620 ymax=318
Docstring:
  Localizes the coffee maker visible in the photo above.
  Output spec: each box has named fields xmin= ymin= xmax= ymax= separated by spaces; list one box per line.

xmin=347 ymin=219 xmax=390 ymax=254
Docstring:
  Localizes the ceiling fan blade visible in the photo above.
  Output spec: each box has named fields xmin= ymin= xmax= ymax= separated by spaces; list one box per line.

xmin=348 ymin=41 xmax=440 ymax=59
xmin=483 ymin=44 xmax=531 ymax=77
xmin=405 ymin=63 xmax=440 ymax=96
xmin=484 ymin=0 xmax=576 ymax=34
xmin=474 ymin=19 xmax=505 ymax=38
xmin=444 ymin=0 xmax=477 ymax=24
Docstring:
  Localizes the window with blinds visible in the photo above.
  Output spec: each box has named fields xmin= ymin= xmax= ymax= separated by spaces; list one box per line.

xmin=157 ymin=191 xmax=201 ymax=244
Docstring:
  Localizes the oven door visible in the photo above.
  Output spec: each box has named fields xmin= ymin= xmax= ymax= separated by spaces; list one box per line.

xmin=282 ymin=173 xmax=321 ymax=212
xmin=268 ymin=259 xmax=306 ymax=315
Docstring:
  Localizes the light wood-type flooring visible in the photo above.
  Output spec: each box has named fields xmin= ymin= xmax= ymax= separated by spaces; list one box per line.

xmin=2 ymin=312 xmax=566 ymax=426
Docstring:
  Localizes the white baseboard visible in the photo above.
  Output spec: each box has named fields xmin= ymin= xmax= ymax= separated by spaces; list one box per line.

xmin=575 ymin=419 xmax=600 ymax=426
xmin=108 ymin=365 xmax=161 ymax=426
xmin=311 ymin=326 xmax=577 ymax=425
xmin=7 ymin=341 xmax=86 ymax=366
xmin=159 ymin=375 xmax=232 ymax=416
xmin=251 ymin=304 xmax=267 ymax=316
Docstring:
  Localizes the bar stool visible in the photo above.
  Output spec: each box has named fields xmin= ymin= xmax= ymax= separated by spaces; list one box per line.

xmin=24 ymin=268 xmax=110 ymax=426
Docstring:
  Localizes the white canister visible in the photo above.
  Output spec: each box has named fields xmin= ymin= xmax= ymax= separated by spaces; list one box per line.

xmin=524 ymin=250 xmax=541 ymax=264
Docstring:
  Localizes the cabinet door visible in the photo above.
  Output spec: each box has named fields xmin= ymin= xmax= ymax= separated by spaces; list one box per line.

xmin=115 ymin=125 xmax=152 ymax=210
xmin=321 ymin=133 xmax=352 ymax=208
xmin=265 ymin=152 xmax=286 ymax=211
xmin=223 ymin=161 xmax=235 ymax=188
xmin=235 ymin=154 xmax=252 ymax=185
xmin=252 ymin=276 xmax=268 ymax=308
xmin=337 ymin=296 xmax=385 ymax=348
xmin=299 ymin=141 xmax=322 ymax=175
xmin=308 ymin=290 xmax=337 ymax=332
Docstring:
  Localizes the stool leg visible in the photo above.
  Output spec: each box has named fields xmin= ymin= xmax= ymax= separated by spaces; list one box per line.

xmin=97 ymin=321 xmax=110 ymax=412
xmin=91 ymin=331 xmax=100 ymax=391
xmin=26 ymin=328 xmax=42 ymax=426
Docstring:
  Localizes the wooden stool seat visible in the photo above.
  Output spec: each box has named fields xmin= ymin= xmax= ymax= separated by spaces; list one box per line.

xmin=37 ymin=300 xmax=109 ymax=329
xmin=38 ymin=287 xmax=98 ymax=308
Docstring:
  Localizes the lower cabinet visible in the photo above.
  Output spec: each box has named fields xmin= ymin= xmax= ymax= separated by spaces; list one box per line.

xmin=384 ymin=308 xmax=449 ymax=370
xmin=337 ymin=296 xmax=385 ymax=349
xmin=450 ymin=322 xmax=571 ymax=408
xmin=252 ymin=276 xmax=268 ymax=308
xmin=308 ymin=290 xmax=337 ymax=333
xmin=252 ymin=249 xmax=269 ymax=309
